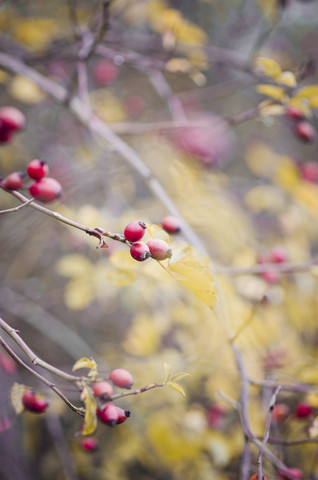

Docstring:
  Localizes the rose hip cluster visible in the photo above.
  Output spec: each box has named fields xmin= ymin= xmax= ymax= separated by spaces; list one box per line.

xmin=258 ymin=246 xmax=289 ymax=284
xmin=1 ymin=158 xmax=62 ymax=203
xmin=124 ymin=221 xmax=173 ymax=262
xmin=285 ymin=106 xmax=317 ymax=143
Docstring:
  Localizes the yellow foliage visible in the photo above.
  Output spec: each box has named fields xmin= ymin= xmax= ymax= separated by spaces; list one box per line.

xmin=12 ymin=17 xmax=61 ymax=52
xmin=90 ymin=90 xmax=127 ymax=123
xmin=9 ymin=75 xmax=46 ymax=103
xmin=273 ymin=156 xmax=300 ymax=190
xmin=10 ymin=383 xmax=26 ymax=414
xmin=72 ymin=357 xmax=98 ymax=379
xmin=80 ymin=386 xmax=98 ymax=435
xmin=245 ymin=185 xmax=285 ymax=212
xmin=255 ymin=57 xmax=282 ymax=79
xmin=245 ymin=142 xmax=279 ymax=178
xmin=256 ymin=84 xmax=287 ymax=101
xmin=123 ymin=313 xmax=162 ymax=355
xmin=278 ymin=71 xmax=297 ymax=87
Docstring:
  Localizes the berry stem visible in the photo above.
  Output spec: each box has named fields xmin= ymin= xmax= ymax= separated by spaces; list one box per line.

xmin=111 ymin=382 xmax=166 ymax=400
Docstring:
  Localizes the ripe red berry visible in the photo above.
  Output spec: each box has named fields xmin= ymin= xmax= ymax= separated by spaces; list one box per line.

xmin=92 ymin=381 xmax=113 ymax=399
xmin=295 ymin=121 xmax=316 ymax=143
xmin=29 ymin=177 xmax=62 ymax=203
xmin=277 ymin=468 xmax=302 ymax=479
xmin=269 ymin=246 xmax=288 ymax=264
xmin=81 ymin=437 xmax=98 ymax=451
xmin=147 ymin=239 xmax=172 ymax=261
xmin=0 ymin=107 xmax=25 ymax=132
xmin=124 ymin=221 xmax=147 ymax=242
xmin=295 ymin=402 xmax=312 ymax=418
xmin=93 ymin=59 xmax=118 ymax=87
xmin=1 ymin=171 xmax=26 ymax=190
xmin=272 ymin=403 xmax=290 ymax=422
xmin=96 ymin=402 xmax=119 ymax=426
xmin=115 ymin=406 xmax=130 ymax=424
xmin=130 ymin=242 xmax=150 ymax=261
xmin=27 ymin=159 xmax=49 ymax=180
xmin=161 ymin=215 xmax=181 ymax=234
xmin=0 ymin=128 xmax=14 ymax=143
xmin=285 ymin=106 xmax=304 ymax=121
xmin=109 ymin=368 xmax=133 ymax=389
xmin=299 ymin=162 xmax=318 ymax=183
xmin=22 ymin=391 xmax=48 ymax=413
xmin=249 ymin=474 xmax=267 ymax=480
xmin=261 ymin=270 xmax=281 ymax=284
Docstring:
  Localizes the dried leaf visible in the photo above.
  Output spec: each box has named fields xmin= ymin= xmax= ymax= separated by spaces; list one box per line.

xmin=256 ymin=85 xmax=286 ymax=101
xmin=11 ymin=383 xmax=26 ymax=414
xmin=73 ymin=357 xmax=98 ymax=379
xmin=81 ymin=386 xmax=98 ymax=435
xmin=255 ymin=57 xmax=282 ymax=79
xmin=295 ymin=85 xmax=318 ymax=99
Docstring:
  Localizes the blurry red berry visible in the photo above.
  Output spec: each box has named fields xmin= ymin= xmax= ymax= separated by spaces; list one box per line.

xmin=285 ymin=106 xmax=304 ymax=121
xmin=277 ymin=468 xmax=302 ymax=479
xmin=249 ymin=474 xmax=267 ymax=480
xmin=147 ymin=239 xmax=172 ymax=261
xmin=27 ymin=159 xmax=49 ymax=180
xmin=0 ymin=128 xmax=14 ymax=143
xmin=0 ymin=107 xmax=25 ymax=132
xmin=97 ymin=402 xmax=119 ymax=426
xmin=109 ymin=368 xmax=133 ymax=389
xmin=93 ymin=59 xmax=118 ymax=86
xmin=207 ymin=404 xmax=225 ymax=428
xmin=270 ymin=246 xmax=288 ymax=263
xmin=0 ymin=352 xmax=17 ymax=374
xmin=92 ymin=381 xmax=113 ymax=399
xmin=124 ymin=221 xmax=147 ymax=242
xmin=299 ymin=162 xmax=318 ymax=183
xmin=22 ymin=391 xmax=48 ymax=413
xmin=115 ymin=406 xmax=130 ymax=424
xmin=161 ymin=215 xmax=181 ymax=234
xmin=295 ymin=402 xmax=312 ymax=418
xmin=295 ymin=121 xmax=316 ymax=143
xmin=130 ymin=242 xmax=150 ymax=261
xmin=272 ymin=403 xmax=290 ymax=422
xmin=81 ymin=437 xmax=98 ymax=451
xmin=29 ymin=177 xmax=62 ymax=203
xmin=1 ymin=171 xmax=26 ymax=190
xmin=261 ymin=270 xmax=281 ymax=284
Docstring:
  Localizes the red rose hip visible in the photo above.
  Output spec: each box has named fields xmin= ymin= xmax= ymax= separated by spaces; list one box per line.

xmin=130 ymin=242 xmax=150 ymax=261
xmin=109 ymin=368 xmax=133 ymax=389
xmin=295 ymin=402 xmax=312 ymax=418
xmin=81 ymin=437 xmax=98 ymax=451
xmin=27 ymin=159 xmax=49 ymax=180
xmin=29 ymin=177 xmax=62 ymax=203
xmin=92 ymin=381 xmax=113 ymax=399
xmin=286 ymin=106 xmax=304 ymax=121
xmin=147 ymin=239 xmax=172 ymax=261
xmin=295 ymin=121 xmax=316 ymax=143
xmin=124 ymin=221 xmax=147 ymax=242
xmin=1 ymin=171 xmax=26 ymax=190
xmin=277 ymin=468 xmax=302 ymax=479
xmin=22 ymin=391 xmax=48 ymax=413
xmin=115 ymin=407 xmax=130 ymax=424
xmin=161 ymin=215 xmax=181 ymax=234
xmin=0 ymin=107 xmax=25 ymax=132
xmin=97 ymin=402 xmax=119 ymax=426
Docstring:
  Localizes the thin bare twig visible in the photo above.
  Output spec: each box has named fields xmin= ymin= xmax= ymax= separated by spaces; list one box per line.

xmin=0 ymin=198 xmax=34 ymax=214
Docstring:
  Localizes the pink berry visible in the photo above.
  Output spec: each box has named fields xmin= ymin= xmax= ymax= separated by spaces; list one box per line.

xmin=22 ymin=391 xmax=48 ymax=413
xmin=270 ymin=246 xmax=288 ymax=263
xmin=27 ymin=159 xmax=49 ymax=180
xmin=124 ymin=221 xmax=147 ymax=242
xmin=0 ymin=107 xmax=25 ymax=132
xmin=272 ymin=403 xmax=290 ymax=422
xmin=207 ymin=404 xmax=225 ymax=428
xmin=96 ymin=402 xmax=119 ymax=426
xmin=115 ymin=406 xmax=130 ymax=424
xmin=300 ymin=162 xmax=318 ymax=183
xmin=261 ymin=270 xmax=281 ymax=284
xmin=109 ymin=368 xmax=133 ymax=389
xmin=286 ymin=106 xmax=304 ymax=121
xmin=81 ymin=437 xmax=98 ymax=451
xmin=29 ymin=177 xmax=62 ymax=203
xmin=92 ymin=381 xmax=113 ymax=399
xmin=277 ymin=468 xmax=302 ymax=479
xmin=0 ymin=128 xmax=14 ymax=143
xmin=1 ymin=171 xmax=26 ymax=190
xmin=295 ymin=121 xmax=316 ymax=143
xmin=130 ymin=242 xmax=150 ymax=261
xmin=295 ymin=402 xmax=312 ymax=418
xmin=161 ymin=215 xmax=181 ymax=234
xmin=93 ymin=59 xmax=118 ymax=87
xmin=147 ymin=239 xmax=172 ymax=261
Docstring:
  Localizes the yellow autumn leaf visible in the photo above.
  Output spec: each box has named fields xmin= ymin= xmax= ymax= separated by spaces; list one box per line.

xmin=308 ymin=96 xmax=318 ymax=109
xmin=81 ymin=386 xmax=98 ymax=436
xmin=164 ymin=362 xmax=172 ymax=383
xmin=259 ymin=102 xmax=285 ymax=117
xmin=12 ymin=17 xmax=61 ymax=52
xmin=277 ymin=71 xmax=296 ymax=87
xmin=245 ymin=143 xmax=278 ymax=178
xmin=168 ymin=246 xmax=217 ymax=308
xmin=10 ymin=76 xmax=46 ymax=104
xmin=106 ymin=269 xmax=136 ymax=286
xmin=146 ymin=224 xmax=170 ymax=243
xmin=123 ymin=314 xmax=162 ymax=356
xmin=166 ymin=380 xmax=186 ymax=397
xmin=256 ymin=85 xmax=286 ymax=101
xmin=171 ymin=372 xmax=191 ymax=382
xmin=166 ymin=58 xmax=192 ymax=73
xmin=245 ymin=185 xmax=285 ymax=212
xmin=56 ymin=254 xmax=93 ymax=278
xmin=273 ymin=156 xmax=300 ymax=190
xmin=73 ymin=357 xmax=98 ymax=379
xmin=10 ymin=383 xmax=26 ymax=414
xmin=294 ymin=85 xmax=318 ymax=99
xmin=64 ymin=278 xmax=96 ymax=310
xmin=288 ymin=97 xmax=312 ymax=117
xmin=255 ymin=57 xmax=282 ymax=79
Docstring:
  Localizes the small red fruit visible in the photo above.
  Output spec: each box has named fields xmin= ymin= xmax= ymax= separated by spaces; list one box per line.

xmin=93 ymin=59 xmax=118 ymax=87
xmin=92 ymin=381 xmax=113 ymax=399
xmin=277 ymin=467 xmax=302 ymax=479
xmin=27 ymin=159 xmax=49 ymax=180
xmin=0 ymin=128 xmax=14 ymax=143
xmin=249 ymin=474 xmax=267 ymax=480
xmin=285 ymin=106 xmax=304 ymax=121
xmin=97 ymin=402 xmax=119 ymax=426
xmin=272 ymin=403 xmax=290 ymax=422
xmin=130 ymin=242 xmax=150 ymax=261
xmin=0 ymin=107 xmax=25 ymax=132
xmin=270 ymin=246 xmax=288 ymax=264
xmin=22 ymin=390 xmax=48 ymax=413
xmin=161 ymin=215 xmax=181 ymax=234
xmin=81 ymin=437 xmax=98 ymax=451
xmin=1 ymin=171 xmax=26 ymax=190
xmin=261 ymin=270 xmax=281 ymax=284
xmin=115 ymin=407 xmax=130 ymax=424
xmin=299 ymin=162 xmax=318 ymax=183
xmin=295 ymin=402 xmax=312 ymax=418
xmin=295 ymin=121 xmax=316 ymax=143
xmin=109 ymin=368 xmax=133 ymax=389
xmin=147 ymin=239 xmax=172 ymax=261
xmin=29 ymin=177 xmax=62 ymax=203
xmin=124 ymin=221 xmax=147 ymax=242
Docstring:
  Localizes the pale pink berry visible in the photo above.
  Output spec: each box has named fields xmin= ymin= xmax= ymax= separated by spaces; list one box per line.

xmin=109 ymin=368 xmax=133 ymax=389
xmin=161 ymin=216 xmax=181 ymax=234
xmin=147 ymin=239 xmax=172 ymax=261
xmin=130 ymin=242 xmax=150 ymax=261
xmin=92 ymin=381 xmax=113 ymax=399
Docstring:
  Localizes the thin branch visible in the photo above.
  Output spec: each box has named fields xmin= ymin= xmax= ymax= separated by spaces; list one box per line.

xmin=0 ymin=198 xmax=34 ymax=214
xmin=111 ymin=382 xmax=166 ymax=400
xmin=249 ymin=378 xmax=318 ymax=393
xmin=217 ymin=258 xmax=318 ymax=276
